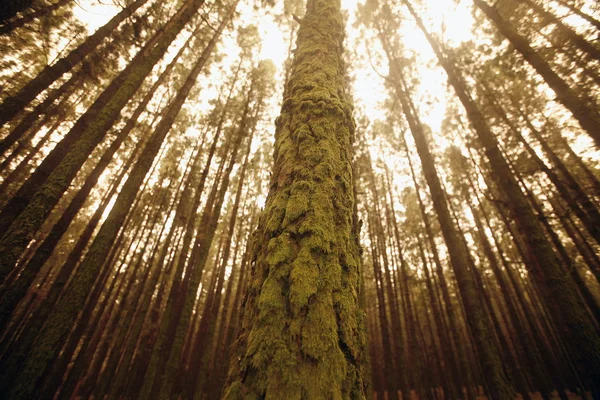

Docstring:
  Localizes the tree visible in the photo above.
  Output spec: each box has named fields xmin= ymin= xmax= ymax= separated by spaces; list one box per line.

xmin=390 ymin=67 xmax=513 ymax=399
xmin=1 ymin=0 xmax=600 ymax=398
xmin=399 ymin=0 xmax=600 ymax=391
xmin=0 ymin=0 xmax=149 ymax=127
xmin=473 ymin=0 xmax=600 ymax=148
xmin=0 ymin=4 xmax=231 ymax=398
xmin=0 ymin=0 xmax=207 ymax=284
xmin=223 ymin=0 xmax=369 ymax=398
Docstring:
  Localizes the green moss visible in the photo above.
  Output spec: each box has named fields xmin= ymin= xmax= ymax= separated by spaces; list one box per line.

xmin=265 ymin=190 xmax=289 ymax=233
xmin=222 ymin=0 xmax=369 ymax=398
xmin=222 ymin=381 xmax=243 ymax=400
xmin=283 ymin=180 xmax=312 ymax=225
xmin=256 ymin=275 xmax=286 ymax=316
xmin=289 ymin=249 xmax=318 ymax=315
xmin=265 ymin=235 xmax=295 ymax=268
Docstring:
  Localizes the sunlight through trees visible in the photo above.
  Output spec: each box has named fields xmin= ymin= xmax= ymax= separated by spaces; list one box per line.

xmin=0 ymin=0 xmax=599 ymax=398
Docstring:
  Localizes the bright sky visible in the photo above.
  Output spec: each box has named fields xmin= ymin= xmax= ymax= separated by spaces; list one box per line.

xmin=70 ymin=0 xmax=476 ymax=130
xmin=67 ymin=0 xmax=480 ymax=216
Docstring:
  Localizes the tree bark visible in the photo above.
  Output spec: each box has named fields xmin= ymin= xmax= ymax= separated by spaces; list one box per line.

xmin=223 ymin=0 xmax=369 ymax=397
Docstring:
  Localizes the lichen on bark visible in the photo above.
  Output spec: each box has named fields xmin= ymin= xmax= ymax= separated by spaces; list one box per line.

xmin=222 ymin=0 xmax=368 ymax=399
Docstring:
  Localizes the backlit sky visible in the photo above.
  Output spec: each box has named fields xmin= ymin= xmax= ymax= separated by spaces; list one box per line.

xmin=69 ymin=0 xmax=479 ymax=215
xmin=72 ymin=0 xmax=475 ymax=131
xmin=70 ymin=0 xmax=598 ymax=216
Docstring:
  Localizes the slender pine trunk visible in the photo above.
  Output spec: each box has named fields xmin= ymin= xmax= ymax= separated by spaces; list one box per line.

xmin=0 ymin=0 xmax=149 ymax=126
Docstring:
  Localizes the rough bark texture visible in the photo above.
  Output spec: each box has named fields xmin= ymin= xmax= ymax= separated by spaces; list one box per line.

xmin=223 ymin=0 xmax=369 ymax=398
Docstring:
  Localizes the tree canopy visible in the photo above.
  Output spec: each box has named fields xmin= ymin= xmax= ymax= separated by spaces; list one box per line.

xmin=0 ymin=0 xmax=599 ymax=398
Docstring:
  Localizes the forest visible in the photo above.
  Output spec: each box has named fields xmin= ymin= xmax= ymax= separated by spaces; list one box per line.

xmin=0 ymin=0 xmax=599 ymax=398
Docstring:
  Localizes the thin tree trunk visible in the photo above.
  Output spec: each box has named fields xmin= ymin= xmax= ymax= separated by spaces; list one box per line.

xmin=0 ymin=68 xmax=82 ymax=158
xmin=0 ymin=9 xmax=222 ymax=399
xmin=403 ymin=0 xmax=600 ymax=388
xmin=521 ymin=0 xmax=600 ymax=61
xmin=0 ymin=0 xmax=206 ymax=286
xmin=390 ymin=63 xmax=513 ymax=397
xmin=403 ymin=132 xmax=473 ymax=400
xmin=0 ymin=0 xmax=72 ymax=35
xmin=552 ymin=0 xmax=600 ymax=31
xmin=0 ymin=0 xmax=149 ymax=126
xmin=473 ymin=0 xmax=600 ymax=148
xmin=187 ymin=126 xmax=254 ymax=399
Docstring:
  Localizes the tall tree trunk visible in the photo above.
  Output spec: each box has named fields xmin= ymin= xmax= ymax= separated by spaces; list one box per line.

xmin=473 ymin=0 xmax=600 ymax=148
xmin=0 ymin=0 xmax=149 ymax=126
xmin=403 ymin=0 xmax=600 ymax=389
xmin=0 ymin=21 xmax=196 ymax=333
xmin=552 ymin=0 xmax=600 ymax=31
xmin=152 ymin=82 xmax=250 ymax=400
xmin=0 ymin=0 xmax=72 ymax=35
xmin=0 ymin=0 xmax=206 ymax=286
xmin=187 ymin=124 xmax=255 ymax=399
xmin=390 ymin=62 xmax=513 ymax=398
xmin=204 ymin=203 xmax=247 ymax=399
xmin=0 ymin=10 xmax=224 ymax=397
xmin=521 ymin=0 xmax=600 ymax=61
xmin=0 ymin=67 xmax=82 ymax=157
xmin=365 ymin=204 xmax=395 ymax=399
xmin=364 ymin=158 xmax=403 ymax=398
xmin=403 ymin=132 xmax=473 ymax=400
xmin=223 ymin=0 xmax=368 ymax=397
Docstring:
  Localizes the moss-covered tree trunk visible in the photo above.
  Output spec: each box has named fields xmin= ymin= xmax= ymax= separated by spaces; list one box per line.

xmin=222 ymin=0 xmax=369 ymax=398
